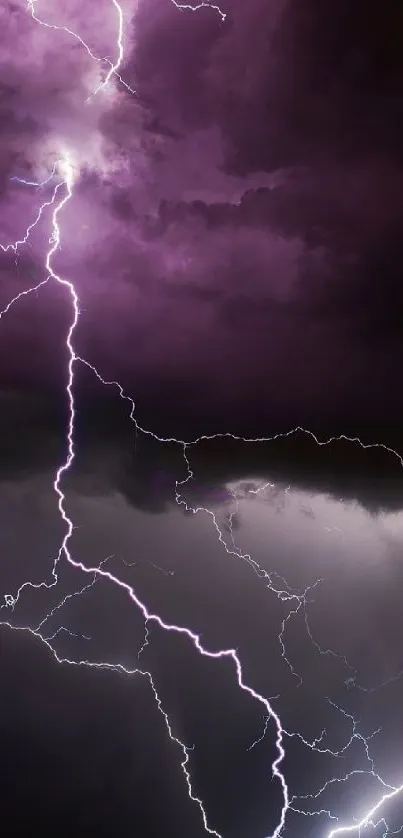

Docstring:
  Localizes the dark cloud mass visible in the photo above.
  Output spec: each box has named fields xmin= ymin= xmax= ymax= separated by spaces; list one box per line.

xmin=2 ymin=2 xmax=403 ymax=837
xmin=1 ymin=0 xmax=403 ymax=434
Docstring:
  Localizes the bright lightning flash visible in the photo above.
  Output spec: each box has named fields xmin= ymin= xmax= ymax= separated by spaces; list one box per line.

xmin=0 ymin=3 xmax=402 ymax=838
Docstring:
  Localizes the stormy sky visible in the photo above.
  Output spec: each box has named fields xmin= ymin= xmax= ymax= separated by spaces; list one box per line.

xmin=1 ymin=1 xmax=403 ymax=836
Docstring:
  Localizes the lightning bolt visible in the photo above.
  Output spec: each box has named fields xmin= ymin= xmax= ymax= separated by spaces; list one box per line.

xmin=291 ymin=775 xmax=403 ymax=837
xmin=170 ymin=1 xmax=226 ymax=22
xmin=1 ymin=179 xmax=63 ymax=253
xmin=10 ymin=163 xmax=58 ymax=188
xmin=27 ymin=0 xmax=137 ymax=98
xmin=1 ymin=2 xmax=403 ymax=838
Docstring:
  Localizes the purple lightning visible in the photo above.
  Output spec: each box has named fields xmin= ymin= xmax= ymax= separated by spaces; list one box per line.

xmin=51 ymin=153 xmax=290 ymax=838
xmin=170 ymin=1 xmax=226 ymax=22
xmin=3 ymin=148 xmax=403 ymax=837
xmin=1 ymin=3 xmax=403 ymax=838
xmin=0 ymin=179 xmax=63 ymax=253
xmin=4 ymin=150 xmax=286 ymax=838
xmin=27 ymin=0 xmax=137 ymax=97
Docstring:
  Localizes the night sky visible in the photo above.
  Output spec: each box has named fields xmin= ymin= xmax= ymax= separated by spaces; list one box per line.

xmin=1 ymin=1 xmax=403 ymax=836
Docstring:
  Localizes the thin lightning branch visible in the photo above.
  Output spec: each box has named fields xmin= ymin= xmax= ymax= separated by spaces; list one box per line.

xmin=43 ymin=625 xmax=91 ymax=641
xmin=325 ymin=784 xmax=403 ymax=838
xmin=121 ymin=557 xmax=175 ymax=576
xmin=10 ymin=163 xmax=58 ymax=188
xmin=248 ymin=715 xmax=271 ymax=752
xmin=34 ymin=555 xmax=113 ymax=635
xmin=0 ymin=180 xmax=62 ymax=253
xmin=90 ymin=0 xmax=127 ymax=98
xmin=27 ymin=1 xmax=226 ymax=101
xmin=170 ymin=1 xmax=227 ymax=23
xmin=285 ymin=698 xmax=382 ymax=763
xmin=0 ymin=276 xmax=50 ymax=323
xmin=303 ymin=604 xmax=358 ymax=684
xmin=0 ymin=618 xmax=221 ymax=836
xmin=27 ymin=0 xmax=137 ymax=98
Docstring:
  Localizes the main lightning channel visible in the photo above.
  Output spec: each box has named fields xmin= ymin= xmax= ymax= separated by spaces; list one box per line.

xmin=5 ymin=151 xmax=287 ymax=837
xmin=33 ymin=148 xmax=403 ymax=838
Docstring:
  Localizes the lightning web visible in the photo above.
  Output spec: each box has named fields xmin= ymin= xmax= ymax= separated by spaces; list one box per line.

xmin=1 ymin=2 xmax=403 ymax=837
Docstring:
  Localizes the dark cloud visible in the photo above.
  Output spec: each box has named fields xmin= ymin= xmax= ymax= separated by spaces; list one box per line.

xmin=0 ymin=627 xmax=211 ymax=838
xmin=1 ymin=375 xmax=403 ymax=518
xmin=1 ymin=0 xmax=403 ymax=438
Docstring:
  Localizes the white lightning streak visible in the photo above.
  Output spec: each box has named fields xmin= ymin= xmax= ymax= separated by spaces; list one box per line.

xmin=27 ymin=0 xmax=137 ymax=97
xmin=170 ymin=1 xmax=226 ymax=22
xmin=4 ymin=151 xmax=289 ymax=837
xmin=10 ymin=164 xmax=58 ymax=188
xmin=327 ymin=782 xmax=403 ymax=838
xmin=0 ymin=181 xmax=62 ymax=253
xmin=0 ymin=618 xmax=221 ymax=837
xmin=0 ymin=276 xmax=50 ymax=322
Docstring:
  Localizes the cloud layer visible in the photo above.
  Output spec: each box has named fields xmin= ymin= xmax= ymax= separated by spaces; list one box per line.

xmin=1 ymin=0 xmax=403 ymax=437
